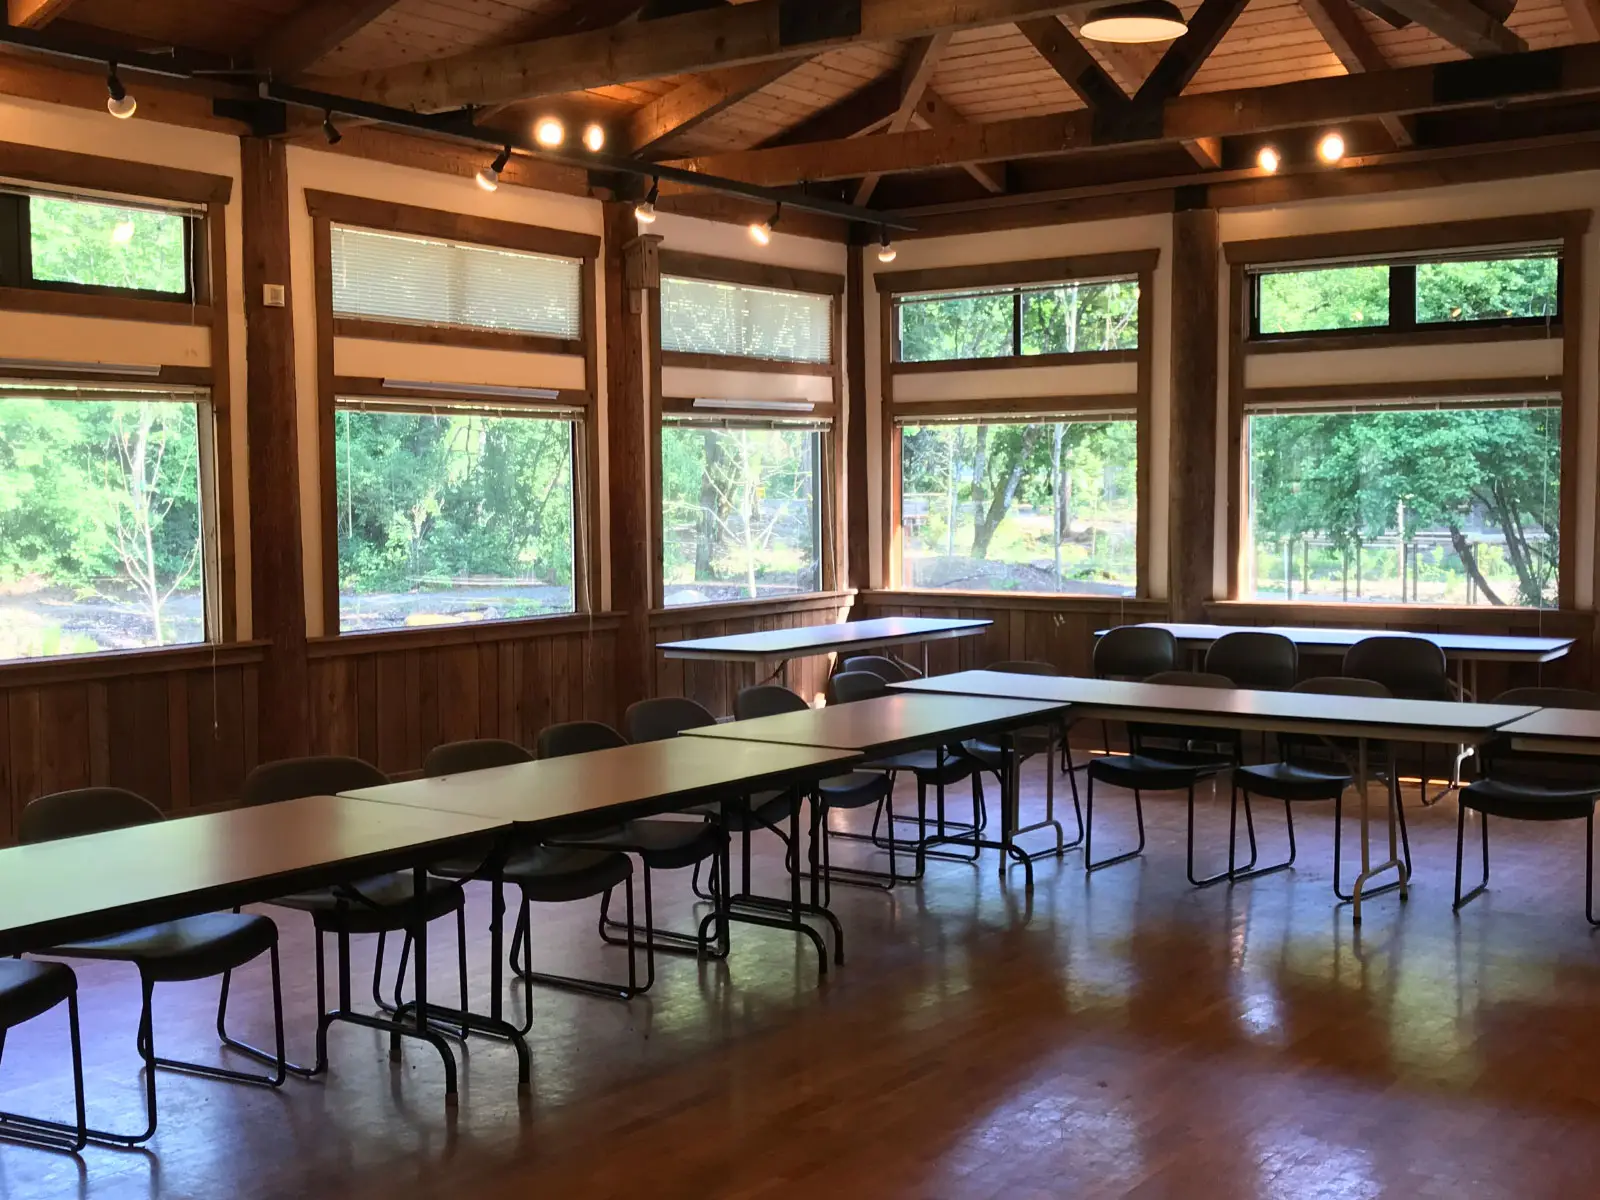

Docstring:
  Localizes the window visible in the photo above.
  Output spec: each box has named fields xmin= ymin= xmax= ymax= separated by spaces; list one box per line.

xmin=898 ymin=417 xmax=1137 ymax=595
xmin=660 ymin=276 xmax=832 ymax=363
xmin=334 ymin=402 xmax=578 ymax=633
xmin=1251 ymin=250 xmax=1560 ymax=338
xmin=895 ymin=277 xmax=1140 ymax=363
xmin=330 ymin=225 xmax=583 ymax=338
xmin=660 ymin=419 xmax=822 ymax=605
xmin=0 ymin=191 xmax=194 ymax=299
xmin=1245 ymin=402 xmax=1560 ymax=608
xmin=0 ymin=383 xmax=214 ymax=660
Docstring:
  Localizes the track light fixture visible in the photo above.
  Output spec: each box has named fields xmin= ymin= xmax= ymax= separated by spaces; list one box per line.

xmin=635 ymin=177 xmax=659 ymax=225
xmin=106 ymin=64 xmax=136 ymax=119
xmin=877 ymin=228 xmax=897 ymax=264
xmin=476 ymin=145 xmax=512 ymax=192
xmin=749 ymin=203 xmax=781 ymax=246
xmin=322 ymin=111 xmax=342 ymax=145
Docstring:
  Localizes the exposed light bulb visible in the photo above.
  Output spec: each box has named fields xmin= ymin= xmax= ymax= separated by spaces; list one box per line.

xmin=635 ymin=179 xmax=659 ymax=224
xmin=535 ymin=117 xmax=565 ymax=148
xmin=106 ymin=66 xmax=136 ymax=119
xmin=748 ymin=220 xmax=772 ymax=246
xmin=111 ymin=220 xmax=136 ymax=245
xmin=583 ymin=122 xmax=605 ymax=152
xmin=1256 ymin=145 xmax=1280 ymax=174
xmin=1317 ymin=131 xmax=1346 ymax=164
xmin=877 ymin=231 xmax=896 ymax=263
xmin=476 ymin=145 xmax=512 ymax=192
xmin=323 ymin=112 xmax=342 ymax=145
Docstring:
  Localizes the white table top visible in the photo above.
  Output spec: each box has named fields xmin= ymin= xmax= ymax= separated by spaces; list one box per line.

xmin=657 ymin=616 xmax=991 ymax=663
xmin=1094 ymin=622 xmax=1573 ymax=663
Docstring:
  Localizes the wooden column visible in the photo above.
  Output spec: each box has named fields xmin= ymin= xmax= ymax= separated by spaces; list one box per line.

xmin=1168 ymin=204 xmax=1221 ymax=622
xmin=241 ymin=138 xmax=310 ymax=762
xmin=845 ymin=243 xmax=870 ymax=593
xmin=603 ymin=202 xmax=657 ymax=714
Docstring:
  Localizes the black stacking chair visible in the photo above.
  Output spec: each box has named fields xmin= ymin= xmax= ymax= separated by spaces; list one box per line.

xmin=963 ymin=660 xmax=1082 ymax=858
xmin=1227 ymin=677 xmax=1412 ymax=898
xmin=21 ymin=788 xmax=285 ymax=1145
xmin=0 ymin=959 xmax=85 ymax=1152
xmin=1345 ymin=634 xmax=1459 ymax=804
xmin=1084 ymin=671 xmax=1240 ymax=883
xmin=840 ymin=654 xmax=922 ymax=681
xmin=736 ymin=684 xmax=892 ymax=902
xmin=542 ymin=714 xmax=724 ymax=962
xmin=1454 ymin=687 xmax=1600 ymax=921
xmin=1205 ymin=631 xmax=1298 ymax=691
xmin=1083 ymin=625 xmax=1180 ymax=768
xmin=220 ymin=756 xmax=468 ymax=1072
xmin=420 ymin=738 xmax=644 ymax=1008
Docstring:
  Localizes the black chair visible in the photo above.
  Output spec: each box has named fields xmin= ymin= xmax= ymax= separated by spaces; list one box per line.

xmin=1084 ymin=671 xmax=1239 ymax=883
xmin=1454 ymin=687 xmax=1600 ymax=921
xmin=1227 ymin=677 xmax=1412 ymax=899
xmin=1345 ymin=634 xmax=1459 ymax=803
xmin=21 ymin=788 xmax=285 ymax=1145
xmin=0 ymin=959 xmax=85 ymax=1152
xmin=420 ymin=738 xmax=646 ymax=1008
xmin=963 ymin=660 xmax=1081 ymax=859
xmin=220 ymin=757 xmax=468 ymax=1073
xmin=840 ymin=654 xmax=923 ymax=681
xmin=542 ymin=714 xmax=724 ymax=963
xmin=1084 ymin=625 xmax=1179 ymax=767
xmin=1205 ymin=631 xmax=1298 ymax=691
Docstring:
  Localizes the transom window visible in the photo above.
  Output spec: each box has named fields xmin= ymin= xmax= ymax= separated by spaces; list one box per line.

xmin=894 ymin=277 xmax=1139 ymax=363
xmin=0 ymin=190 xmax=196 ymax=300
xmin=660 ymin=276 xmax=833 ymax=364
xmin=898 ymin=416 xmax=1137 ymax=595
xmin=1251 ymin=249 xmax=1561 ymax=338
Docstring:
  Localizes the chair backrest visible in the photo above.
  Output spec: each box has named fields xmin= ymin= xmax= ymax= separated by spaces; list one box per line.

xmin=242 ymin=756 xmax=387 ymax=807
xmin=1292 ymin=675 xmax=1391 ymax=700
xmin=1342 ymin=635 xmax=1451 ymax=701
xmin=1144 ymin=670 xmax=1233 ymax=689
xmin=1281 ymin=676 xmax=1392 ymax=764
xmin=736 ymin=684 xmax=809 ymax=720
xmin=537 ymin=720 xmax=628 ymax=760
xmin=1204 ymin=631 xmax=1298 ymax=691
xmin=624 ymin=696 xmax=717 ymax=743
xmin=1129 ymin=671 xmax=1234 ymax=754
xmin=19 ymin=787 xmax=163 ymax=845
xmin=829 ymin=670 xmax=889 ymax=704
xmin=1094 ymin=625 xmax=1175 ymax=680
xmin=839 ymin=655 xmax=918 ymax=682
xmin=987 ymin=660 xmax=1059 ymax=676
xmin=1494 ymin=686 xmax=1600 ymax=710
xmin=423 ymin=738 xmax=532 ymax=778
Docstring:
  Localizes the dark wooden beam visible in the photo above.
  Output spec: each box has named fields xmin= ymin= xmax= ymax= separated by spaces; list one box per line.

xmin=1563 ymin=0 xmax=1600 ymax=41
xmin=1016 ymin=16 xmax=1127 ymax=111
xmin=254 ymin=0 xmax=404 ymax=77
xmin=857 ymin=33 xmax=950 ymax=203
xmin=1132 ymin=0 xmax=1252 ymax=107
xmin=1380 ymin=0 xmax=1526 ymax=55
xmin=351 ymin=0 xmax=1095 ymax=110
xmin=1167 ymin=205 xmax=1219 ymax=621
xmin=240 ymin=137 xmax=310 ymax=761
xmin=762 ymin=73 xmax=901 ymax=147
xmin=845 ymin=245 xmax=870 ymax=591
xmin=628 ymin=58 xmax=803 ymax=154
xmin=1299 ymin=0 xmax=1416 ymax=147
xmin=911 ymin=88 xmax=1006 ymax=192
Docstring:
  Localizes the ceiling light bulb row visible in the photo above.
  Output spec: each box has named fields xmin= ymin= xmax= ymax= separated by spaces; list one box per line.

xmin=749 ymin=202 xmax=780 ymax=246
xmin=106 ymin=63 xmax=136 ymax=119
xmin=1254 ymin=131 xmax=1346 ymax=175
xmin=472 ymin=117 xmax=609 ymax=193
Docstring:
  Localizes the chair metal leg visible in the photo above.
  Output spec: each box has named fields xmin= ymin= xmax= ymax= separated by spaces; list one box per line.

xmin=1453 ymin=803 xmax=1490 ymax=911
xmin=600 ymin=860 xmax=719 ymax=956
xmin=1227 ymin=783 xmax=1296 ymax=881
xmin=1084 ymin=773 xmax=1146 ymax=872
xmin=0 ymin=992 xmax=88 ymax=1153
xmin=1587 ymin=808 xmax=1600 ymax=927
xmin=1187 ymin=780 xmax=1237 ymax=887
xmin=512 ymin=883 xmax=648 ymax=1001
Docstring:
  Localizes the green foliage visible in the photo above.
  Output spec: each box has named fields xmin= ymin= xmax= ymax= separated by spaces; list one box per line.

xmin=29 ymin=196 xmax=187 ymax=294
xmin=897 ymin=279 xmax=1139 ymax=362
xmin=660 ymin=277 xmax=832 ymax=364
xmin=1416 ymin=255 xmax=1558 ymax=323
xmin=1257 ymin=265 xmax=1389 ymax=334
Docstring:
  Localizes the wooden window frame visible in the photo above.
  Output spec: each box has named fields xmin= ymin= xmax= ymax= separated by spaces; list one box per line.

xmin=1222 ymin=211 xmax=1588 ymax=611
xmin=651 ymin=249 xmax=846 ymax=613
xmin=878 ymin=249 xmax=1158 ymax=601
xmin=308 ymin=190 xmax=602 ymax=637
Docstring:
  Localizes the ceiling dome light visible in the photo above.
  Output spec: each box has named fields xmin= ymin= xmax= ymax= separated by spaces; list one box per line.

xmin=635 ymin=178 xmax=659 ymax=225
xmin=535 ymin=116 xmax=565 ymax=148
xmin=583 ymin=122 xmax=606 ymax=152
xmin=877 ymin=229 xmax=897 ymax=264
xmin=106 ymin=64 xmax=136 ymax=119
xmin=1316 ymin=130 xmax=1346 ymax=164
xmin=1256 ymin=145 xmax=1280 ymax=174
xmin=476 ymin=145 xmax=512 ymax=192
xmin=749 ymin=202 xmax=781 ymax=247
xmin=1080 ymin=0 xmax=1187 ymax=43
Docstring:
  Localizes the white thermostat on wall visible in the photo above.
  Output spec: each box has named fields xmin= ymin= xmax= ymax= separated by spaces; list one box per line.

xmin=262 ymin=283 xmax=286 ymax=307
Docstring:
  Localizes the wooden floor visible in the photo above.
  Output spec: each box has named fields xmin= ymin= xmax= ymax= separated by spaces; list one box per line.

xmin=6 ymin=763 xmax=1600 ymax=1199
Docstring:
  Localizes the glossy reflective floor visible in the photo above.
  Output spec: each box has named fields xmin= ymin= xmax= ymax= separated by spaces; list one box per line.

xmin=5 ymin=763 xmax=1600 ymax=1199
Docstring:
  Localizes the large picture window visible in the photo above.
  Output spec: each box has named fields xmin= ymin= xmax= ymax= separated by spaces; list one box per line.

xmin=660 ymin=276 xmax=832 ymax=364
xmin=334 ymin=401 xmax=578 ymax=633
xmin=660 ymin=418 xmax=822 ymax=606
xmin=894 ymin=277 xmax=1139 ymax=363
xmin=898 ymin=417 xmax=1137 ymax=595
xmin=0 ymin=191 xmax=195 ymax=300
xmin=1246 ymin=402 xmax=1560 ymax=608
xmin=0 ymin=383 xmax=214 ymax=660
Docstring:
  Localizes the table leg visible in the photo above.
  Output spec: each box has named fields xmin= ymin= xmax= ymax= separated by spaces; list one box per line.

xmin=410 ymin=866 xmax=457 ymax=1106
xmin=1348 ymin=738 xmax=1407 ymax=924
xmin=922 ymin=643 xmax=931 ymax=677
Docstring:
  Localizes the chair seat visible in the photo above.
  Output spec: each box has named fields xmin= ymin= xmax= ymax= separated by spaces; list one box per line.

xmin=817 ymin=770 xmax=892 ymax=810
xmin=274 ymin=873 xmax=465 ymax=935
xmin=507 ymin=846 xmax=633 ymax=904
xmin=48 ymin=913 xmax=276 ymax=984
xmin=963 ymin=730 xmax=1054 ymax=766
xmin=1089 ymin=752 xmax=1229 ymax=791
xmin=866 ymin=748 xmax=974 ymax=784
xmin=1236 ymin=761 xmax=1351 ymax=802
xmin=0 ymin=959 xmax=74 ymax=1030
xmin=554 ymin=817 xmax=721 ymax=871
xmin=1460 ymin=778 xmax=1600 ymax=822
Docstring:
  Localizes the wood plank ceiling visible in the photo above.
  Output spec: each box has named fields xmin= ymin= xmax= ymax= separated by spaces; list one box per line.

xmin=7 ymin=0 xmax=1596 ymax=220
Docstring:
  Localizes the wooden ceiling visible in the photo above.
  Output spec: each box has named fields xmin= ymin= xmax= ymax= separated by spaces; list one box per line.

xmin=7 ymin=0 xmax=1600 ymax=225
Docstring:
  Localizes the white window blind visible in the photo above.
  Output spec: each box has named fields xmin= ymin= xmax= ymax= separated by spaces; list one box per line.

xmin=331 ymin=225 xmax=582 ymax=339
xmin=661 ymin=276 xmax=832 ymax=363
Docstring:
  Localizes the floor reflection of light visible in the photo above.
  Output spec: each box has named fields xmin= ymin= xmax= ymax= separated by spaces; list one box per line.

xmin=1254 ymin=1129 xmax=1381 ymax=1200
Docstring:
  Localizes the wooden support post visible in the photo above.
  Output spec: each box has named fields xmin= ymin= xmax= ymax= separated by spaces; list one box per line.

xmin=240 ymin=138 xmax=310 ymax=761
xmin=604 ymin=202 xmax=658 ymax=715
xmin=1168 ymin=204 xmax=1220 ymax=622
xmin=846 ymin=243 xmax=870 ymax=592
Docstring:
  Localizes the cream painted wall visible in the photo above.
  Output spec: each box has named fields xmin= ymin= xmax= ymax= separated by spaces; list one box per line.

xmin=865 ymin=214 xmax=1174 ymax=595
xmin=0 ymin=97 xmax=249 ymax=635
xmin=1219 ymin=172 xmax=1600 ymax=608
xmin=1243 ymin=338 xmax=1564 ymax=390
xmin=893 ymin=361 xmax=1140 ymax=403
xmin=662 ymin=365 xmax=835 ymax=406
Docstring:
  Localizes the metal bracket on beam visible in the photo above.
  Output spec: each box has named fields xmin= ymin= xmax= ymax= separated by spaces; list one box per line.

xmin=214 ymin=96 xmax=288 ymax=137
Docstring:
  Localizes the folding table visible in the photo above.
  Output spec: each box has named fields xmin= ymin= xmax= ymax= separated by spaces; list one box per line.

xmin=657 ymin=615 xmax=992 ymax=684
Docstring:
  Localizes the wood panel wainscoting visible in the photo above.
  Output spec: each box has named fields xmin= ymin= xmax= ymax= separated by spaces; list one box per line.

xmin=306 ymin=615 xmax=622 ymax=778
xmin=651 ymin=592 xmax=857 ymax=714
xmin=0 ymin=643 xmax=267 ymax=845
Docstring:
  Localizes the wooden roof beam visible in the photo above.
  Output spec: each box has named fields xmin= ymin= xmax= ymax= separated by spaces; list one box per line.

xmin=1378 ymin=0 xmax=1526 ymax=55
xmin=7 ymin=0 xmax=76 ymax=27
xmin=255 ymin=0 xmax=405 ymax=77
xmin=1566 ymin=0 xmax=1600 ymax=40
xmin=1132 ymin=0 xmax=1253 ymax=107
xmin=1300 ymin=0 xmax=1416 ymax=146
xmin=856 ymin=33 xmax=951 ymax=204
xmin=349 ymin=0 xmax=1102 ymax=111
xmin=627 ymin=58 xmax=805 ymax=154
xmin=911 ymin=90 xmax=1006 ymax=192
xmin=1017 ymin=16 xmax=1128 ymax=111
